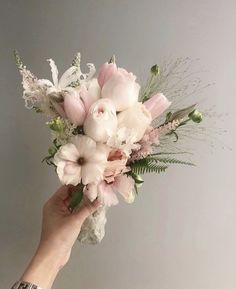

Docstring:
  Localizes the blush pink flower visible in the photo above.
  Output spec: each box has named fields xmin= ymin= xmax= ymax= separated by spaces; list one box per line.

xmin=64 ymin=79 xmax=101 ymax=126
xmin=144 ymin=93 xmax=171 ymax=120
xmin=63 ymin=89 xmax=87 ymax=126
xmin=100 ymin=65 xmax=140 ymax=111
xmin=85 ymin=175 xmax=135 ymax=207
xmin=130 ymin=126 xmax=160 ymax=162
xmin=104 ymin=149 xmax=129 ymax=183
xmin=98 ymin=62 xmax=117 ymax=88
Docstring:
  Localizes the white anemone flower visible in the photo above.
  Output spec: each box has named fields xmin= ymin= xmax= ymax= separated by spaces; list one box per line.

xmin=54 ymin=135 xmax=108 ymax=186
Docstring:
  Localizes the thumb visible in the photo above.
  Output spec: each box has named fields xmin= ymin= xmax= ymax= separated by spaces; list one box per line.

xmin=74 ymin=197 xmax=102 ymax=222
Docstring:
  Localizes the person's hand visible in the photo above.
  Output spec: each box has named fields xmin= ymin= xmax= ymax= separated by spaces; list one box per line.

xmin=20 ymin=185 xmax=101 ymax=289
xmin=40 ymin=185 xmax=101 ymax=265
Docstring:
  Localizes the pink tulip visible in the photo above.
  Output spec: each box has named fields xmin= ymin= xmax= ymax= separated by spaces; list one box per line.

xmin=97 ymin=62 xmax=117 ymax=88
xmin=63 ymin=90 xmax=86 ymax=126
xmin=79 ymin=78 xmax=101 ymax=112
xmin=144 ymin=93 xmax=171 ymax=119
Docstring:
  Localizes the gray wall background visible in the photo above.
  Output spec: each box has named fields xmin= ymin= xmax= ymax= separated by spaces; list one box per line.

xmin=0 ymin=1 xmax=236 ymax=289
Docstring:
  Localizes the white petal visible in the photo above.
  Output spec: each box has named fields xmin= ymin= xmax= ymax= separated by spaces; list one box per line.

xmin=84 ymin=183 xmax=98 ymax=202
xmin=56 ymin=161 xmax=81 ymax=186
xmin=70 ymin=135 xmax=96 ymax=157
xmin=47 ymin=59 xmax=59 ymax=87
xmin=81 ymin=163 xmax=104 ymax=185
xmin=113 ymin=175 xmax=135 ymax=203
xmin=97 ymin=182 xmax=119 ymax=207
xmin=58 ymin=66 xmax=78 ymax=89
xmin=54 ymin=143 xmax=79 ymax=164
xmin=38 ymin=78 xmax=54 ymax=88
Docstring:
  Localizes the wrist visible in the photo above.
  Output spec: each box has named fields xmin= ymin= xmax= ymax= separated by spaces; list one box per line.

xmin=21 ymin=242 xmax=70 ymax=289
xmin=36 ymin=240 xmax=71 ymax=269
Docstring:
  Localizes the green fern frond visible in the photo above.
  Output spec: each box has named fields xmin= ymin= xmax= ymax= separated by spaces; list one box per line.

xmin=148 ymin=156 xmax=195 ymax=166
xmin=130 ymin=158 xmax=168 ymax=175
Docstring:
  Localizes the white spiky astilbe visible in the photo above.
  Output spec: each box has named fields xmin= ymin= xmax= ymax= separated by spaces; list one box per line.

xmin=18 ymin=52 xmax=96 ymax=118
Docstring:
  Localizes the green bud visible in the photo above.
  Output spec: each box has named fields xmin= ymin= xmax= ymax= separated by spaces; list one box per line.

xmin=131 ymin=173 xmax=144 ymax=188
xmin=48 ymin=146 xmax=57 ymax=156
xmin=188 ymin=109 xmax=203 ymax=123
xmin=109 ymin=55 xmax=116 ymax=64
xmin=150 ymin=64 xmax=160 ymax=76
xmin=47 ymin=117 xmax=65 ymax=132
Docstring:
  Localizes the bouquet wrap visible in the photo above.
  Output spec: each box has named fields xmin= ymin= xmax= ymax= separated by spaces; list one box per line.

xmin=78 ymin=206 xmax=107 ymax=244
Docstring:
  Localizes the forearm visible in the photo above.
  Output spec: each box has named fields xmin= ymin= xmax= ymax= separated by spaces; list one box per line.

xmin=21 ymin=243 xmax=69 ymax=289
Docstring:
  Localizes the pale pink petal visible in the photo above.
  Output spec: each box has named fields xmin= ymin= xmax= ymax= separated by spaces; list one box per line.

xmin=113 ymin=175 xmax=135 ymax=203
xmin=86 ymin=146 xmax=109 ymax=164
xmin=54 ymin=143 xmax=79 ymax=163
xmin=56 ymin=161 xmax=81 ymax=186
xmin=98 ymin=62 xmax=117 ymax=88
xmin=64 ymin=90 xmax=86 ymax=125
xmin=51 ymin=101 xmax=67 ymax=118
xmin=84 ymin=183 xmax=98 ymax=202
xmin=70 ymin=135 xmax=96 ymax=157
xmin=97 ymin=181 xmax=119 ymax=207
xmin=80 ymin=79 xmax=101 ymax=112
xmin=81 ymin=163 xmax=104 ymax=185
xmin=144 ymin=93 xmax=171 ymax=119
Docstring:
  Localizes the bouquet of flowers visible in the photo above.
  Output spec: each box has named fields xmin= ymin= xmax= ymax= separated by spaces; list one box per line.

xmin=15 ymin=51 xmax=203 ymax=244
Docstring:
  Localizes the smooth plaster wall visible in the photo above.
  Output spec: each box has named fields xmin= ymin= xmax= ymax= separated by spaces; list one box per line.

xmin=0 ymin=1 xmax=235 ymax=289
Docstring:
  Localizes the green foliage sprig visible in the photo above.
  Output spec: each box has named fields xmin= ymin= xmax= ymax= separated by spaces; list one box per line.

xmin=130 ymin=158 xmax=168 ymax=175
xmin=130 ymin=154 xmax=195 ymax=175
xmin=42 ymin=139 xmax=61 ymax=167
xmin=140 ymin=64 xmax=160 ymax=102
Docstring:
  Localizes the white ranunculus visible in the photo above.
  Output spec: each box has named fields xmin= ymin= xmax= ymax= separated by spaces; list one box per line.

xmin=117 ymin=102 xmax=152 ymax=142
xmin=101 ymin=68 xmax=140 ymax=111
xmin=84 ymin=99 xmax=118 ymax=143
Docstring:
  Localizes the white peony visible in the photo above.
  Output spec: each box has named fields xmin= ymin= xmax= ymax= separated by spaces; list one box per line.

xmin=84 ymin=99 xmax=118 ymax=143
xmin=54 ymin=135 xmax=108 ymax=186
xmin=117 ymin=102 xmax=152 ymax=142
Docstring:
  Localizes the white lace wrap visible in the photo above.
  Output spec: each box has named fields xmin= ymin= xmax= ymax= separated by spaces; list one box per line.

xmin=78 ymin=206 xmax=108 ymax=244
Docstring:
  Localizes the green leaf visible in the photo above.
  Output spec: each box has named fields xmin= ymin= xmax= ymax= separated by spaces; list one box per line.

xmin=166 ymin=104 xmax=196 ymax=123
xmin=69 ymin=184 xmax=84 ymax=211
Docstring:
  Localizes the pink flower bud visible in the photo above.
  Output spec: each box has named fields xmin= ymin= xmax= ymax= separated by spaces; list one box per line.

xmin=144 ymin=93 xmax=171 ymax=119
xmin=97 ymin=62 xmax=117 ymax=88
xmin=64 ymin=90 xmax=86 ymax=126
